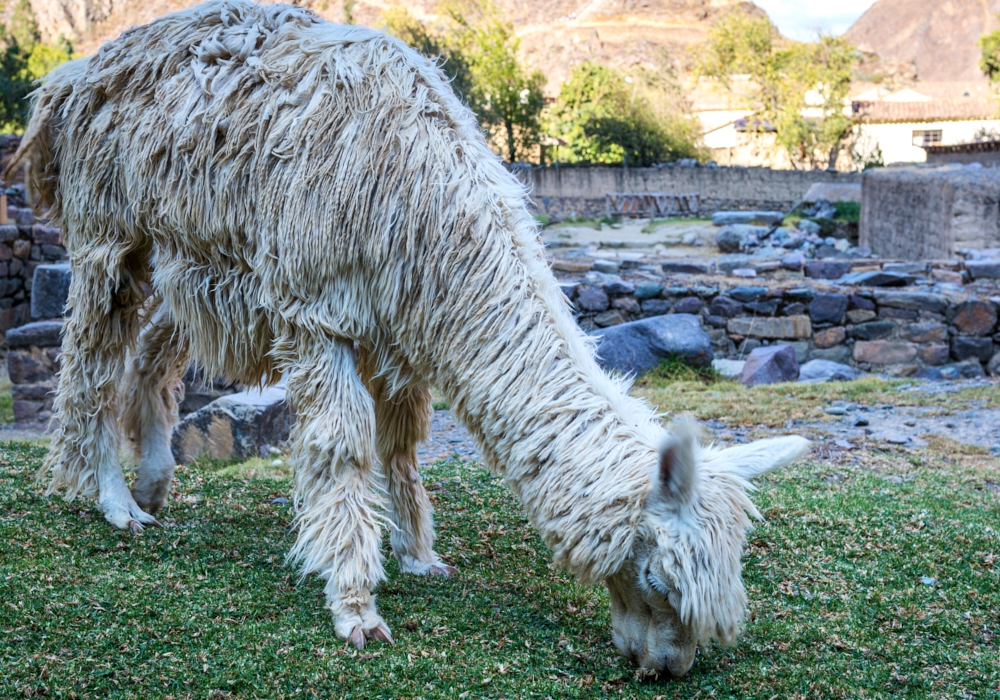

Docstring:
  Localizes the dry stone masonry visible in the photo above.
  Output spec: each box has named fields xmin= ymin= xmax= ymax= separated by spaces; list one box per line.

xmin=557 ymin=259 xmax=1000 ymax=381
xmin=861 ymin=165 xmax=1000 ymax=260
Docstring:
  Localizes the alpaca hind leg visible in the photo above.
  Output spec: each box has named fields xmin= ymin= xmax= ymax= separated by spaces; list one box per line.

xmin=286 ymin=337 xmax=390 ymax=649
xmin=42 ymin=252 xmax=158 ymax=532
xmin=121 ymin=300 xmax=190 ymax=515
xmin=374 ymin=383 xmax=455 ymax=576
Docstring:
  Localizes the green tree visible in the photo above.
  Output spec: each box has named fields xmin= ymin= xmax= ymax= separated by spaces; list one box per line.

xmin=548 ymin=61 xmax=704 ymax=166
xmin=382 ymin=3 xmax=544 ymax=163
xmin=444 ymin=4 xmax=544 ymax=163
xmin=698 ymin=9 xmax=855 ymax=169
xmin=980 ymin=22 xmax=1000 ymax=82
xmin=0 ymin=0 xmax=72 ymax=133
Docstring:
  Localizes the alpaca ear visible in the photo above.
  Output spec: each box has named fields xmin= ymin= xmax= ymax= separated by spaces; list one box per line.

xmin=658 ymin=421 xmax=699 ymax=502
xmin=718 ymin=436 xmax=811 ymax=481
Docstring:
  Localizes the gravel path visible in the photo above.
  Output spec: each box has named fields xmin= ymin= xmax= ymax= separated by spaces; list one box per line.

xmin=5 ymin=381 xmax=997 ymax=467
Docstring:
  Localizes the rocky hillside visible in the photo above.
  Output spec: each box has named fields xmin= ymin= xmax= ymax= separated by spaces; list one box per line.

xmin=26 ymin=0 xmax=754 ymax=93
xmin=846 ymin=0 xmax=1000 ymax=85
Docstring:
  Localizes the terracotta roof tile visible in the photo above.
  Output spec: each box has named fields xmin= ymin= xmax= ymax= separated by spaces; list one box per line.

xmin=852 ymin=98 xmax=999 ymax=123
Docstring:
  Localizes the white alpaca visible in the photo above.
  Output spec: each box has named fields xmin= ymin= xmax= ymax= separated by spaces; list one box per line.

xmin=7 ymin=0 xmax=809 ymax=674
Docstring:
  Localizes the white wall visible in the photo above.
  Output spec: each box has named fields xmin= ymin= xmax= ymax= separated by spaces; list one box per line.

xmin=856 ymin=119 xmax=1000 ymax=165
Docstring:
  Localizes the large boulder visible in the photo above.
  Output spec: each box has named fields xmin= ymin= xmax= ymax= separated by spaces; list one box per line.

xmin=739 ymin=344 xmax=800 ymax=386
xmin=592 ymin=314 xmax=712 ymax=376
xmin=172 ymin=386 xmax=292 ymax=464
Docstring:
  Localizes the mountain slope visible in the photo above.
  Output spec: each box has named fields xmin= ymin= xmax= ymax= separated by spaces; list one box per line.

xmin=846 ymin=0 xmax=1000 ymax=84
xmin=26 ymin=0 xmax=752 ymax=94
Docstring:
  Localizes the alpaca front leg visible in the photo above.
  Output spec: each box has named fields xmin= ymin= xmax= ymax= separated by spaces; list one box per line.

xmin=42 ymin=255 xmax=158 ymax=532
xmin=356 ymin=352 xmax=455 ymax=577
xmin=121 ymin=300 xmax=190 ymax=515
xmin=286 ymin=338 xmax=390 ymax=649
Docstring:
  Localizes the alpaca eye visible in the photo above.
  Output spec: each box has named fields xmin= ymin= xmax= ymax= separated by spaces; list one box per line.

xmin=646 ymin=571 xmax=669 ymax=596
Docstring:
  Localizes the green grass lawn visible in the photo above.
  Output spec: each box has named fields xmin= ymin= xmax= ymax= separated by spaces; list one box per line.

xmin=1 ymin=431 xmax=998 ymax=698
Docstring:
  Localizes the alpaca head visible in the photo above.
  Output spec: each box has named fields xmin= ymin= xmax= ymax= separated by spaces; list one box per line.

xmin=605 ymin=421 xmax=810 ymax=676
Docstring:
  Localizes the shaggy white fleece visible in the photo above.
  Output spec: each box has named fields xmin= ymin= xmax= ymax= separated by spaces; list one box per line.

xmin=6 ymin=0 xmax=809 ymax=663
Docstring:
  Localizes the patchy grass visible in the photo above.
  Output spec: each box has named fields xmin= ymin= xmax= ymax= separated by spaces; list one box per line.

xmin=1 ymin=431 xmax=998 ymax=698
xmin=550 ymin=216 xmax=617 ymax=231
xmin=634 ymin=373 xmax=1000 ymax=427
xmin=640 ymin=218 xmax=714 ymax=233
xmin=0 ymin=376 xmax=13 ymax=423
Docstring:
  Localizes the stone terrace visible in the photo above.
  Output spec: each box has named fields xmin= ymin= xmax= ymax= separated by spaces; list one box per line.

xmin=552 ymin=255 xmax=1000 ymax=380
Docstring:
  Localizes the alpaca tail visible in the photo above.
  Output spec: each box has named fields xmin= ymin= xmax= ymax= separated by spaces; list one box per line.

xmin=3 ymin=58 xmax=89 ymax=211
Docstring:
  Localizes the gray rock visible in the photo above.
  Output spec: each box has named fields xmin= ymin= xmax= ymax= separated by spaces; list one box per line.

xmin=780 ymin=252 xmax=806 ymax=270
xmin=901 ymin=322 xmax=948 ymax=343
xmin=711 ymin=358 xmax=745 ymax=378
xmin=951 ymin=336 xmax=994 ymax=363
xmin=727 ymin=315 xmax=812 ymax=339
xmin=592 ymin=259 xmax=619 ymax=273
xmin=797 ymin=219 xmax=822 ymax=236
xmin=672 ymin=297 xmax=704 ymax=314
xmin=837 ymin=270 xmax=914 ymax=287
xmin=661 ymin=260 xmax=711 ymax=275
xmin=798 ymin=359 xmax=863 ymax=383
xmin=849 ymin=321 xmax=896 ymax=341
xmin=805 ymin=260 xmax=852 ymax=280
xmin=640 ymin=299 xmax=671 ymax=315
xmin=809 ymin=293 xmax=848 ymax=324
xmin=576 ymin=287 xmax=610 ymax=312
xmin=594 ymin=310 xmax=626 ymax=327
xmin=716 ymin=254 xmax=752 ymax=273
xmin=634 ymin=282 xmax=664 ymax=300
xmin=559 ymin=283 xmax=577 ymax=300
xmin=30 ymin=263 xmax=72 ymax=319
xmin=966 ymin=260 xmax=1000 ymax=280
xmin=712 ymin=211 xmax=784 ymax=226
xmin=5 ymin=320 xmax=64 ymax=348
xmin=716 ymin=225 xmax=769 ymax=253
xmin=955 ymin=360 xmax=987 ymax=378
xmin=988 ymin=351 xmax=1000 ymax=377
xmin=883 ymin=262 xmax=926 ymax=274
xmin=743 ymin=300 xmax=780 ymax=315
xmin=603 ymin=280 xmax=635 ymax=296
xmin=790 ymin=340 xmax=811 ymax=363
xmin=709 ymin=296 xmax=743 ymax=318
xmin=172 ymin=386 xmax=293 ymax=464
xmin=592 ymin=314 xmax=712 ymax=375
xmin=728 ymin=286 xmax=767 ymax=303
xmin=739 ymin=344 xmax=800 ymax=386
xmin=873 ymin=290 xmax=949 ymax=315
xmin=808 ymin=345 xmax=853 ymax=364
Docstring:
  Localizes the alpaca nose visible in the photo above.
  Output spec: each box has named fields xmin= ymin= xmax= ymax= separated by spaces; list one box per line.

xmin=664 ymin=653 xmax=695 ymax=677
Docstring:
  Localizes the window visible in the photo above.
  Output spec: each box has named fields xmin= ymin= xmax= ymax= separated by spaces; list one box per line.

xmin=913 ymin=130 xmax=942 ymax=147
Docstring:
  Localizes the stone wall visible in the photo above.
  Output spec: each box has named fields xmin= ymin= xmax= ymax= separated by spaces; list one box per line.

xmin=515 ymin=165 xmax=862 ymax=219
xmin=2 ymin=135 xmax=71 ymax=343
xmin=860 ymin=165 xmax=1000 ymax=260
xmin=0 ymin=224 xmax=67 ymax=334
xmin=561 ymin=273 xmax=1000 ymax=380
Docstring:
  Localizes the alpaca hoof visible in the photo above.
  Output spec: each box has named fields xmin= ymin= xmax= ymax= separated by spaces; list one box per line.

xmin=427 ymin=564 xmax=458 ymax=577
xmin=348 ymin=626 xmax=367 ymax=650
xmin=102 ymin=493 xmax=161 ymax=532
xmin=369 ymin=623 xmax=394 ymax=645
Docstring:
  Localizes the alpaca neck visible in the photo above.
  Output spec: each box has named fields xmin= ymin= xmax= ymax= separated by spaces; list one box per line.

xmin=425 ymin=239 xmax=660 ymax=583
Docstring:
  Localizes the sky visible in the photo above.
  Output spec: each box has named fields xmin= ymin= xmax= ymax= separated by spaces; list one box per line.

xmin=753 ymin=0 xmax=880 ymax=41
